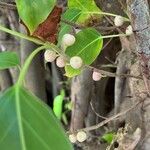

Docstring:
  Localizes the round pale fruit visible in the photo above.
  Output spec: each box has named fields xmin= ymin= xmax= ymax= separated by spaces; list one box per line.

xmin=76 ymin=131 xmax=87 ymax=142
xmin=69 ymin=134 xmax=77 ymax=143
xmin=126 ymin=25 xmax=133 ymax=36
xmin=62 ymin=34 xmax=76 ymax=47
xmin=114 ymin=15 xmax=124 ymax=27
xmin=56 ymin=56 xmax=66 ymax=68
xmin=70 ymin=56 xmax=83 ymax=69
xmin=44 ymin=50 xmax=57 ymax=62
xmin=92 ymin=71 xmax=102 ymax=81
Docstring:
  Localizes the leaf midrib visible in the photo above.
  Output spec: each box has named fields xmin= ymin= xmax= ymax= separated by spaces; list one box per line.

xmin=76 ymin=36 xmax=101 ymax=56
xmin=15 ymin=86 xmax=26 ymax=150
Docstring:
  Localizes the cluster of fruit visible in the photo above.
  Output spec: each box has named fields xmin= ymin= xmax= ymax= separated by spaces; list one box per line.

xmin=44 ymin=33 xmax=103 ymax=81
xmin=44 ymin=34 xmax=83 ymax=69
xmin=69 ymin=131 xmax=87 ymax=143
xmin=114 ymin=15 xmax=133 ymax=35
xmin=44 ymin=15 xmax=133 ymax=82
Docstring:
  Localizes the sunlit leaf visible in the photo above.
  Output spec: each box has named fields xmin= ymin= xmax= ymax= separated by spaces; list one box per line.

xmin=53 ymin=90 xmax=65 ymax=120
xmin=68 ymin=0 xmax=101 ymax=23
xmin=65 ymin=28 xmax=103 ymax=77
xmin=101 ymin=132 xmax=115 ymax=144
xmin=66 ymin=28 xmax=103 ymax=64
xmin=62 ymin=113 xmax=68 ymax=125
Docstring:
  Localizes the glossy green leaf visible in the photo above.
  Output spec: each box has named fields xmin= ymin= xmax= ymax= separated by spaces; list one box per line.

xmin=15 ymin=0 xmax=56 ymax=34
xmin=62 ymin=113 xmax=68 ymax=125
xmin=58 ymin=8 xmax=81 ymax=46
xmin=0 ymin=86 xmax=72 ymax=150
xmin=101 ymin=132 xmax=115 ymax=144
xmin=53 ymin=90 xmax=65 ymax=120
xmin=65 ymin=28 xmax=103 ymax=77
xmin=65 ymin=65 xmax=81 ymax=77
xmin=0 ymin=51 xmax=20 ymax=70
xmin=66 ymin=28 xmax=103 ymax=64
xmin=68 ymin=0 xmax=101 ymax=23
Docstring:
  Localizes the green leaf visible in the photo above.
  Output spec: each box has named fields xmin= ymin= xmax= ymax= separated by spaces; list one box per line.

xmin=65 ymin=65 xmax=81 ymax=78
xmin=62 ymin=113 xmax=68 ymax=125
xmin=66 ymin=28 xmax=103 ymax=64
xmin=58 ymin=8 xmax=81 ymax=46
xmin=65 ymin=28 xmax=103 ymax=77
xmin=15 ymin=0 xmax=56 ymax=34
xmin=53 ymin=90 xmax=65 ymax=120
xmin=101 ymin=133 xmax=115 ymax=144
xmin=0 ymin=51 xmax=20 ymax=70
xmin=0 ymin=86 xmax=72 ymax=150
xmin=68 ymin=0 xmax=101 ymax=23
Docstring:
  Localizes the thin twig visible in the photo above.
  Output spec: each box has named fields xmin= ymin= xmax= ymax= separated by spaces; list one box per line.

xmin=95 ymin=26 xmax=117 ymax=31
xmin=104 ymin=15 xmax=124 ymax=34
xmin=78 ymin=101 xmax=141 ymax=132
xmin=101 ymin=37 xmax=113 ymax=51
xmin=61 ymin=18 xmax=118 ymax=33
xmin=99 ymin=64 xmax=117 ymax=68
xmin=87 ymin=65 xmax=142 ymax=80
xmin=90 ymin=101 xmax=108 ymax=120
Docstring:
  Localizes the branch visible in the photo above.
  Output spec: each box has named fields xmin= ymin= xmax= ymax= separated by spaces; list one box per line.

xmin=90 ymin=101 xmax=108 ymax=120
xmin=87 ymin=65 xmax=142 ymax=79
xmin=78 ymin=101 xmax=141 ymax=132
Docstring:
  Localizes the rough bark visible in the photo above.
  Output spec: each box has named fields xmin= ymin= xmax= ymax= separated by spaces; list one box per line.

xmin=114 ymin=35 xmax=135 ymax=128
xmin=70 ymin=69 xmax=93 ymax=132
xmin=128 ymin=0 xmax=150 ymax=93
xmin=127 ymin=0 xmax=150 ymax=149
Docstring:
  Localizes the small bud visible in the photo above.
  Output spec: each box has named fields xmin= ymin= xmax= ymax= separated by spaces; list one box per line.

xmin=56 ymin=56 xmax=66 ymax=68
xmin=114 ymin=16 xmax=124 ymax=27
xmin=44 ymin=50 xmax=57 ymax=62
xmin=70 ymin=56 xmax=83 ymax=69
xmin=76 ymin=131 xmax=87 ymax=142
xmin=62 ymin=34 xmax=76 ymax=47
xmin=92 ymin=71 xmax=102 ymax=81
xmin=69 ymin=134 xmax=77 ymax=143
xmin=125 ymin=25 xmax=133 ymax=36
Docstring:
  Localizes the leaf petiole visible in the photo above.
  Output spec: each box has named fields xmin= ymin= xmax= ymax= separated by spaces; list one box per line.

xmin=83 ymin=11 xmax=130 ymax=21
xmin=0 ymin=25 xmax=44 ymax=45
xmin=16 ymin=46 xmax=47 ymax=86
